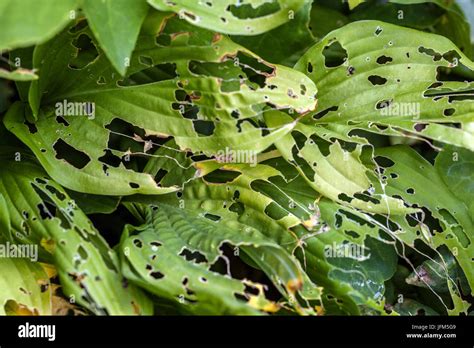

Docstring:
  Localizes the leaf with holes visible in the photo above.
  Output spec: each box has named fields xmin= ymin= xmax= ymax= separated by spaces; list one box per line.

xmin=4 ymin=13 xmax=316 ymax=196
xmin=368 ymin=145 xmax=473 ymax=313
xmin=294 ymin=20 xmax=474 ymax=151
xmin=0 ymin=258 xmax=52 ymax=315
xmin=265 ymin=110 xmax=417 ymax=215
xmin=119 ymin=203 xmax=320 ymax=315
xmin=147 ymin=0 xmax=306 ymax=35
xmin=127 ymin=157 xmax=403 ymax=314
xmin=0 ymin=152 xmax=153 ymax=315
xmin=82 ymin=0 xmax=149 ymax=76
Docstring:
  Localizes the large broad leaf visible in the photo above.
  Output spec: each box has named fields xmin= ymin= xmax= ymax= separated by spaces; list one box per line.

xmin=0 ymin=258 xmax=52 ymax=315
xmin=82 ymin=0 xmax=149 ymax=76
xmin=0 ymin=151 xmax=152 ymax=315
xmin=263 ymin=110 xmax=472 ymax=313
xmin=4 ymin=13 xmax=316 ymax=196
xmin=119 ymin=203 xmax=320 ymax=315
xmin=0 ymin=0 xmax=77 ymax=51
xmin=294 ymin=20 xmax=474 ymax=151
xmin=147 ymin=0 xmax=306 ymax=35
xmin=387 ymin=0 xmax=473 ymax=58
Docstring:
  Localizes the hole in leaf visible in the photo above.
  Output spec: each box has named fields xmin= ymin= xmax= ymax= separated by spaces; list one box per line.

xmin=150 ymin=271 xmax=164 ymax=280
xmin=193 ymin=120 xmax=215 ymax=136
xmin=376 ymin=99 xmax=392 ymax=110
xmin=180 ymin=248 xmax=208 ymax=264
xmin=368 ymin=75 xmax=387 ymax=85
xmin=314 ymin=106 xmax=338 ymax=120
xmin=374 ymin=156 xmax=395 ymax=168
xmin=229 ymin=201 xmax=244 ymax=216
xmin=376 ymin=55 xmax=393 ymax=64
xmin=204 ymin=213 xmax=221 ymax=222
xmin=55 ymin=116 xmax=70 ymax=127
xmin=227 ymin=2 xmax=280 ymax=19
xmin=37 ymin=203 xmax=53 ymax=220
xmin=24 ymin=120 xmax=37 ymax=134
xmin=418 ymin=46 xmax=442 ymax=61
xmin=98 ymin=149 xmax=121 ymax=168
xmin=338 ymin=193 xmax=353 ymax=203
xmin=443 ymin=108 xmax=455 ymax=116
xmin=53 ymin=139 xmax=91 ymax=169
xmin=323 ymin=40 xmax=348 ymax=68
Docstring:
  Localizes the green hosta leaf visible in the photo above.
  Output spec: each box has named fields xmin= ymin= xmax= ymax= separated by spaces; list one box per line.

xmin=4 ymin=14 xmax=316 ymax=196
xmin=232 ymin=0 xmax=315 ymax=66
xmin=0 ymin=152 xmax=152 ymax=315
xmin=119 ymin=203 xmax=319 ymax=315
xmin=147 ymin=0 xmax=306 ymax=35
xmin=0 ymin=258 xmax=52 ymax=315
xmin=294 ymin=20 xmax=474 ymax=151
xmin=389 ymin=0 xmax=473 ymax=58
xmin=265 ymin=111 xmax=416 ymax=215
xmin=247 ymin=158 xmax=399 ymax=313
xmin=0 ymin=0 xmax=77 ymax=51
xmin=82 ymin=0 xmax=149 ymax=76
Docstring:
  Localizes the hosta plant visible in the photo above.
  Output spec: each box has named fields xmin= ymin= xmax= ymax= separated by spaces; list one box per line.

xmin=0 ymin=0 xmax=473 ymax=316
